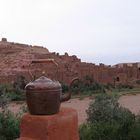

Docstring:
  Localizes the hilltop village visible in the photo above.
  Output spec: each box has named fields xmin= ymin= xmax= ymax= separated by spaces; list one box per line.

xmin=0 ymin=38 xmax=140 ymax=85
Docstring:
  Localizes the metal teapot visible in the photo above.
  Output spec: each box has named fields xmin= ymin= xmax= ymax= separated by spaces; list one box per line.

xmin=25 ymin=59 xmax=74 ymax=115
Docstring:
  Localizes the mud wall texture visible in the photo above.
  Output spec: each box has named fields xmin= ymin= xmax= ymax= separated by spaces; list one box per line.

xmin=0 ymin=38 xmax=140 ymax=85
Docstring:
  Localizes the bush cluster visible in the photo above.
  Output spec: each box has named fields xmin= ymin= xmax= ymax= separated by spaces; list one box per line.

xmin=136 ymin=80 xmax=140 ymax=84
xmin=79 ymin=94 xmax=140 ymax=140
xmin=0 ymin=75 xmax=28 ymax=139
xmin=0 ymin=77 xmax=28 ymax=140
xmin=63 ymin=75 xmax=134 ymax=96
xmin=70 ymin=75 xmax=105 ymax=95
xmin=0 ymin=110 xmax=20 ymax=140
xmin=0 ymin=89 xmax=21 ymax=140
xmin=0 ymin=75 xmax=27 ymax=102
xmin=60 ymin=82 xmax=69 ymax=93
xmin=116 ymin=84 xmax=134 ymax=90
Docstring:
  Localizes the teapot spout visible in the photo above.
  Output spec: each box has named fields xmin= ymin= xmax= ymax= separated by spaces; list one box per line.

xmin=60 ymin=93 xmax=71 ymax=102
xmin=60 ymin=77 xmax=79 ymax=102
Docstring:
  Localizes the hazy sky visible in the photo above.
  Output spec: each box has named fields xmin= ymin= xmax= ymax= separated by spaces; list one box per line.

xmin=0 ymin=0 xmax=140 ymax=65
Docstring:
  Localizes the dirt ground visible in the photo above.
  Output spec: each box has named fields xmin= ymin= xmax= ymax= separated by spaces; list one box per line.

xmin=62 ymin=94 xmax=140 ymax=124
xmin=61 ymin=97 xmax=92 ymax=125
xmin=119 ymin=95 xmax=140 ymax=114
xmin=7 ymin=94 xmax=140 ymax=125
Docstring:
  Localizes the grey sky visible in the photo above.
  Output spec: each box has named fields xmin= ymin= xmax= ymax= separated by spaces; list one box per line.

xmin=0 ymin=0 xmax=140 ymax=65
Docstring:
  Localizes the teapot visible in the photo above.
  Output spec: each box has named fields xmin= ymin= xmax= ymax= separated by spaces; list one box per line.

xmin=25 ymin=59 xmax=77 ymax=115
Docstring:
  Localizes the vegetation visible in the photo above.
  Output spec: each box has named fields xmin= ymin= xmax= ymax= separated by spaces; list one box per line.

xmin=0 ymin=75 xmax=28 ymax=140
xmin=0 ymin=75 xmax=27 ymax=102
xmin=136 ymin=79 xmax=140 ymax=84
xmin=0 ymin=110 xmax=20 ymax=140
xmin=62 ymin=75 xmax=137 ymax=97
xmin=0 ymin=90 xmax=20 ymax=140
xmin=79 ymin=94 xmax=140 ymax=140
xmin=70 ymin=75 xmax=105 ymax=96
xmin=60 ymin=82 xmax=69 ymax=93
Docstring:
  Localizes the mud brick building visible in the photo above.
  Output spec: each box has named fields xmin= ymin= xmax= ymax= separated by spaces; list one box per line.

xmin=0 ymin=38 xmax=140 ymax=85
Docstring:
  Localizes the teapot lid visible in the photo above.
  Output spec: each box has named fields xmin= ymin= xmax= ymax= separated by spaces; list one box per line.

xmin=25 ymin=76 xmax=61 ymax=91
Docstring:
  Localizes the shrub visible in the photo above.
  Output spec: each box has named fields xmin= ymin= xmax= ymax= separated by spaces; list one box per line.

xmin=0 ymin=96 xmax=27 ymax=140
xmin=60 ymin=82 xmax=69 ymax=93
xmin=0 ymin=110 xmax=20 ymax=140
xmin=104 ymin=83 xmax=115 ymax=90
xmin=70 ymin=80 xmax=83 ymax=94
xmin=70 ymin=75 xmax=106 ymax=95
xmin=7 ymin=89 xmax=25 ymax=101
xmin=116 ymin=84 xmax=134 ymax=90
xmin=0 ymin=77 xmax=28 ymax=140
xmin=136 ymin=80 xmax=140 ymax=84
xmin=86 ymin=94 xmax=135 ymax=124
xmin=0 ymin=84 xmax=11 ymax=108
xmin=0 ymin=75 xmax=27 ymax=102
xmin=13 ymin=75 xmax=27 ymax=90
xmin=128 ymin=116 xmax=140 ymax=140
xmin=79 ymin=124 xmax=94 ymax=140
xmin=79 ymin=94 xmax=138 ymax=140
xmin=11 ymin=75 xmax=27 ymax=101
xmin=80 ymin=122 xmax=121 ymax=140
xmin=0 ymin=83 xmax=25 ymax=102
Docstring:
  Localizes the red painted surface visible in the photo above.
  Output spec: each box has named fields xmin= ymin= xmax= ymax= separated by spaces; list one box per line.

xmin=18 ymin=107 xmax=79 ymax=140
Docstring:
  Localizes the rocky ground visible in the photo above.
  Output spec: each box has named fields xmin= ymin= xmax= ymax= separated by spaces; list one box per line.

xmin=7 ymin=94 xmax=140 ymax=125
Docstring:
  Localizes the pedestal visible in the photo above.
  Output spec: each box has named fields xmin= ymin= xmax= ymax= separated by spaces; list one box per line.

xmin=18 ymin=107 xmax=79 ymax=140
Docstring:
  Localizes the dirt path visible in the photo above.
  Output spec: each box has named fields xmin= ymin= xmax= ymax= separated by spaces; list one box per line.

xmin=62 ymin=97 xmax=92 ymax=125
xmin=7 ymin=94 xmax=140 ymax=125
xmin=119 ymin=94 xmax=140 ymax=114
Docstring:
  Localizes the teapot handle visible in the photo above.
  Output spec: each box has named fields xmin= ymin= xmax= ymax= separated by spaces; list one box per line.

xmin=29 ymin=59 xmax=58 ymax=81
xmin=31 ymin=59 xmax=58 ymax=66
xmin=60 ymin=77 xmax=79 ymax=102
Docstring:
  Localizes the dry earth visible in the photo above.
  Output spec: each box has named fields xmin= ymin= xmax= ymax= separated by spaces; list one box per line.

xmin=7 ymin=94 xmax=140 ymax=125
